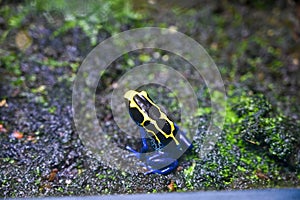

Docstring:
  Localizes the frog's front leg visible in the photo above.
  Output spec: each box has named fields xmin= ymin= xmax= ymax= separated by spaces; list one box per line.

xmin=126 ymin=127 xmax=149 ymax=159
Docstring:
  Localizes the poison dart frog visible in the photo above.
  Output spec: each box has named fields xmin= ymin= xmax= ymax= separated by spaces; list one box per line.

xmin=124 ymin=90 xmax=192 ymax=175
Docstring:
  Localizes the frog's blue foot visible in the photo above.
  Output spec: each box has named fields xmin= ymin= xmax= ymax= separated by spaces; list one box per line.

xmin=144 ymin=160 xmax=178 ymax=175
xmin=125 ymin=145 xmax=141 ymax=159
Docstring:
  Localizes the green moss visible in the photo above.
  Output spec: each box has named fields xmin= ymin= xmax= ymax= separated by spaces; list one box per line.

xmin=0 ymin=51 xmax=24 ymax=87
xmin=183 ymin=161 xmax=196 ymax=190
xmin=229 ymin=92 xmax=299 ymax=165
xmin=0 ymin=0 xmax=144 ymax=47
xmin=226 ymin=88 xmax=298 ymax=182
xmin=35 ymin=0 xmax=143 ymax=45
xmin=192 ymin=87 xmax=300 ymax=189
xmin=37 ymin=58 xmax=69 ymax=68
xmin=0 ymin=5 xmax=30 ymax=43
xmin=48 ymin=106 xmax=57 ymax=114
xmin=138 ymin=54 xmax=151 ymax=62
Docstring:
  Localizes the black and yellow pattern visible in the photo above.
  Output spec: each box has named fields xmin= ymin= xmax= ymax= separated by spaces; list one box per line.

xmin=124 ymin=90 xmax=179 ymax=145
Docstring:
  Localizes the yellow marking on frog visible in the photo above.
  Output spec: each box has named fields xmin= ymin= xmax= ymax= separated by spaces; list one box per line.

xmin=124 ymin=90 xmax=179 ymax=145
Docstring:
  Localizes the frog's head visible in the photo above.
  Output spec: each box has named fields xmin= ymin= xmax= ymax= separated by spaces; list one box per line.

xmin=124 ymin=90 xmax=179 ymax=145
xmin=124 ymin=90 xmax=153 ymax=126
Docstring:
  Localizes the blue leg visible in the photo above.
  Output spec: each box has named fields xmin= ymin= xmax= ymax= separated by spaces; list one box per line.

xmin=126 ymin=125 xmax=190 ymax=175
xmin=139 ymin=127 xmax=149 ymax=153
xmin=143 ymin=152 xmax=179 ymax=175
xmin=174 ymin=123 xmax=193 ymax=151
xmin=145 ymin=160 xmax=178 ymax=175
xmin=126 ymin=127 xmax=149 ymax=159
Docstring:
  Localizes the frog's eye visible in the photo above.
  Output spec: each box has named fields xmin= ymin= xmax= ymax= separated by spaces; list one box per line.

xmin=129 ymin=107 xmax=144 ymax=124
xmin=157 ymin=119 xmax=172 ymax=134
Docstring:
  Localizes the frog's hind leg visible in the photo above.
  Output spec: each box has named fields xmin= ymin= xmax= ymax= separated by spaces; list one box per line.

xmin=174 ymin=123 xmax=193 ymax=151
xmin=145 ymin=160 xmax=178 ymax=175
xmin=144 ymin=152 xmax=179 ymax=175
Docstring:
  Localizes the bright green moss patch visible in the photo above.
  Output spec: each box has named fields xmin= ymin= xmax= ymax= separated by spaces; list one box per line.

xmin=190 ymin=87 xmax=300 ymax=189
xmin=227 ymin=89 xmax=300 ymax=166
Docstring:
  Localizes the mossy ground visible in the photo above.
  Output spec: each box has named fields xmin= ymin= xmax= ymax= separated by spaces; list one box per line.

xmin=0 ymin=0 xmax=299 ymax=198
